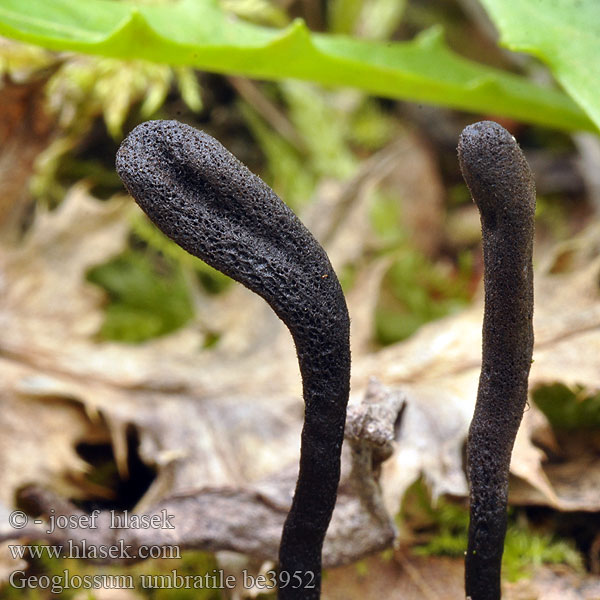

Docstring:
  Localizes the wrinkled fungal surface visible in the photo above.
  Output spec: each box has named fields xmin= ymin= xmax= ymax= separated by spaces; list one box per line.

xmin=116 ymin=120 xmax=351 ymax=600
xmin=458 ymin=121 xmax=535 ymax=600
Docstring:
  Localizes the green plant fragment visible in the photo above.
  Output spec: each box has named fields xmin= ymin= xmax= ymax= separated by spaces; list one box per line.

xmin=533 ymin=383 xmax=600 ymax=429
xmin=0 ymin=0 xmax=594 ymax=131
xmin=480 ymin=0 xmax=600 ymax=132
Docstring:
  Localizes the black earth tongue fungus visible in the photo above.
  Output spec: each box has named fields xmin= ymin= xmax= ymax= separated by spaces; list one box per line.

xmin=115 ymin=120 xmax=350 ymax=600
xmin=458 ymin=121 xmax=536 ymax=600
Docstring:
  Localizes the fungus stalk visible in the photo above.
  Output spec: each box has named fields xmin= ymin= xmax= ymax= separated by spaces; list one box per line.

xmin=458 ymin=121 xmax=535 ymax=600
xmin=116 ymin=120 xmax=350 ymax=600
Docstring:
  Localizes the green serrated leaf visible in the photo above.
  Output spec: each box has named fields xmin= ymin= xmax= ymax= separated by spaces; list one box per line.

xmin=480 ymin=0 xmax=600 ymax=131
xmin=0 ymin=0 xmax=594 ymax=131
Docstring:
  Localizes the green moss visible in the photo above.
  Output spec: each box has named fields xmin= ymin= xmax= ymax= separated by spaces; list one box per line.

xmin=370 ymin=191 xmax=474 ymax=344
xmin=87 ymin=248 xmax=195 ymax=343
xmin=533 ymin=383 xmax=600 ymax=429
xmin=282 ymin=81 xmax=357 ymax=181
xmin=240 ymin=81 xmax=362 ymax=214
xmin=347 ymin=99 xmax=395 ymax=149
xmin=502 ymin=524 xmax=583 ymax=582
xmin=399 ymin=479 xmax=583 ymax=581
xmin=375 ymin=247 xmax=472 ymax=344
xmin=401 ymin=480 xmax=469 ymax=558
xmin=240 ymin=102 xmax=316 ymax=214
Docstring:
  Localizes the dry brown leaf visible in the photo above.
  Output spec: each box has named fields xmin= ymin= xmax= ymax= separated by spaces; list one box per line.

xmin=504 ymin=565 xmax=600 ymax=600
xmin=322 ymin=551 xmax=465 ymax=600
xmin=323 ymin=553 xmax=600 ymax=600
xmin=355 ymin=224 xmax=600 ymax=512
xmin=510 ymin=431 xmax=600 ymax=512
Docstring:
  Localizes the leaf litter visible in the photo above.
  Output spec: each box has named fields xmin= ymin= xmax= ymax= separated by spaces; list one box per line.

xmin=1 ymin=183 xmax=600 ymax=595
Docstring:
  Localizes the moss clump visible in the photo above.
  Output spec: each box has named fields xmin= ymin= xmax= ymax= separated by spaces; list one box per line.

xmin=399 ymin=479 xmax=583 ymax=581
xmin=87 ymin=248 xmax=195 ymax=343
xmin=371 ymin=192 xmax=473 ymax=345
xmin=502 ymin=524 xmax=583 ymax=582
xmin=533 ymin=383 xmax=600 ymax=429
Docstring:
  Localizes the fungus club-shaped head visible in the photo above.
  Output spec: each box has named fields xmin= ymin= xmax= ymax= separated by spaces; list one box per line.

xmin=458 ymin=120 xmax=535 ymax=226
xmin=116 ymin=120 xmax=350 ymax=600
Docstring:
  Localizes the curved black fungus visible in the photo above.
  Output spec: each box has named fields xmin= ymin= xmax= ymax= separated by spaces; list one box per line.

xmin=458 ymin=121 xmax=535 ymax=600
xmin=116 ymin=120 xmax=350 ymax=600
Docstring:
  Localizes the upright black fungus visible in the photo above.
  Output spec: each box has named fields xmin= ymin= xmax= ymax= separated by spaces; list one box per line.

xmin=458 ymin=121 xmax=535 ymax=600
xmin=116 ymin=120 xmax=351 ymax=600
